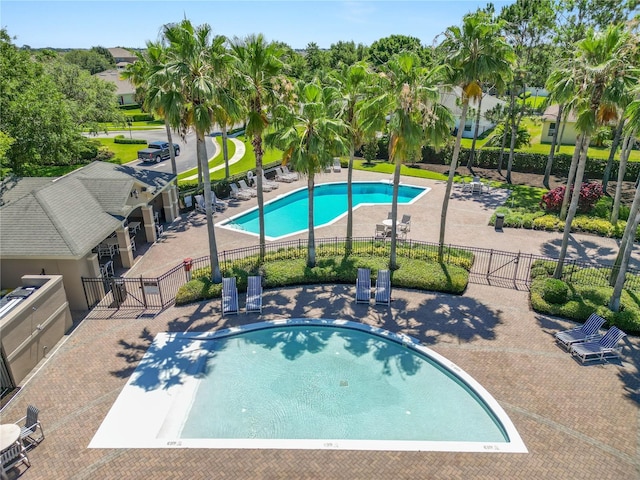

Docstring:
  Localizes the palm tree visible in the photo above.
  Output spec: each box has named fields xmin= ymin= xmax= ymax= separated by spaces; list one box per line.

xmin=437 ymin=12 xmax=514 ymax=259
xmin=121 ymin=41 xmax=182 ymax=186
xmin=230 ymin=34 xmax=285 ymax=261
xmin=163 ymin=20 xmax=234 ymax=283
xmin=266 ymin=80 xmax=348 ymax=267
xmin=328 ymin=61 xmax=374 ymax=253
xmin=362 ymin=52 xmax=454 ymax=269
xmin=553 ymin=24 xmax=635 ymax=279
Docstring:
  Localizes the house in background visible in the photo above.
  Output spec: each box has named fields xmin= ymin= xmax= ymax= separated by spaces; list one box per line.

xmin=94 ymin=69 xmax=137 ymax=106
xmin=0 ymin=162 xmax=178 ymax=310
xmin=541 ymin=105 xmax=580 ymax=145
xmin=439 ymin=86 xmax=507 ymax=139
xmin=107 ymin=47 xmax=138 ymax=65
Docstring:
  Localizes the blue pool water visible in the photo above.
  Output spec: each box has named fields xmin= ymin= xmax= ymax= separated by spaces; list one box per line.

xmin=218 ymin=181 xmax=428 ymax=239
xmin=179 ymin=323 xmax=509 ymax=443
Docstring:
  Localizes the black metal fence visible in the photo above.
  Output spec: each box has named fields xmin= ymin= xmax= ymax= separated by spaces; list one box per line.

xmin=82 ymin=236 xmax=640 ymax=311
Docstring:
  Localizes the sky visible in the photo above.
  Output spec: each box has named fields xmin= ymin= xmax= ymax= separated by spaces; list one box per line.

xmin=1 ymin=0 xmax=516 ymax=50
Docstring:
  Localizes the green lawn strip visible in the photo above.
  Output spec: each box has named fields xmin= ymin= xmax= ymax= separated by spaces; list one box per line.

xmin=353 ymin=159 xmax=452 ymax=181
xmin=175 ymin=254 xmax=469 ymax=305
xmin=95 ymin=137 xmax=142 ymax=164
xmin=176 ymin=137 xmax=235 ymax=180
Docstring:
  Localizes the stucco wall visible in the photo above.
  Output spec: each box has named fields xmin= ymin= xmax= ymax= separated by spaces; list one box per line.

xmin=0 ymin=275 xmax=72 ymax=384
xmin=541 ymin=121 xmax=579 ymax=145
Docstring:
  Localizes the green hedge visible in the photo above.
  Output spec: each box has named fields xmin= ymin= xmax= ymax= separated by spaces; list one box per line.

xmin=114 ymin=136 xmax=147 ymax=145
xmin=175 ymin=255 xmax=469 ymax=305
xmin=369 ymin=135 xmax=640 ymax=181
xmin=126 ymin=113 xmax=155 ymax=122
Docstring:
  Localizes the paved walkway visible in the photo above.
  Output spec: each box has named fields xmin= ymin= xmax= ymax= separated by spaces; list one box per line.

xmin=181 ymin=138 xmax=246 ymax=181
xmin=1 ymin=169 xmax=638 ymax=479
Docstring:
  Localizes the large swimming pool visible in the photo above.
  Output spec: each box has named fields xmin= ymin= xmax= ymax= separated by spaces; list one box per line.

xmin=217 ymin=181 xmax=429 ymax=240
xmin=89 ymin=319 xmax=526 ymax=452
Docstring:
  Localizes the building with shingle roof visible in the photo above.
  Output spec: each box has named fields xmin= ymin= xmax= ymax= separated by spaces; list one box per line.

xmin=0 ymin=162 xmax=178 ymax=309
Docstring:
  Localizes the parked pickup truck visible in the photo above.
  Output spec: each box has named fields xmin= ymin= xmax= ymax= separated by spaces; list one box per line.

xmin=137 ymin=141 xmax=180 ymax=163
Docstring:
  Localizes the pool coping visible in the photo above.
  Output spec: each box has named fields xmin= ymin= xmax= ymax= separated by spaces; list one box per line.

xmin=215 ymin=180 xmax=431 ymax=241
xmin=88 ymin=318 xmax=527 ymax=453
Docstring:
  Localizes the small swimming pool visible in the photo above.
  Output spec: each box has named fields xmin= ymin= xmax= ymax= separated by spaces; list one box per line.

xmin=90 ymin=319 xmax=527 ymax=452
xmin=217 ymin=181 xmax=429 ymax=240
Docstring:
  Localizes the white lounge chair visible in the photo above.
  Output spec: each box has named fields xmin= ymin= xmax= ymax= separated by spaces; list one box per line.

xmin=238 ymin=179 xmax=257 ymax=197
xmin=194 ymin=194 xmax=207 ymax=213
xmin=375 ymin=269 xmax=391 ymax=306
xmin=212 ymin=192 xmax=228 ymax=211
xmin=275 ymin=167 xmax=295 ymax=183
xmin=570 ymin=326 xmax=627 ymax=363
xmin=281 ymin=165 xmax=298 ymax=181
xmin=183 ymin=195 xmax=193 ymax=210
xmin=333 ymin=158 xmax=341 ymax=172
xmin=355 ymin=268 xmax=371 ymax=304
xmin=230 ymin=183 xmax=252 ymax=200
xmin=222 ymin=277 xmax=239 ymax=315
xmin=555 ymin=313 xmax=606 ymax=350
xmin=262 ymin=173 xmax=279 ymax=189
xmin=245 ymin=275 xmax=263 ymax=313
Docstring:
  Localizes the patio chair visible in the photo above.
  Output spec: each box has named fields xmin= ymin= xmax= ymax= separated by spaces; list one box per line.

xmin=333 ymin=158 xmax=342 ymax=172
xmin=238 ymin=179 xmax=257 ymax=197
xmin=194 ymin=194 xmax=207 ymax=214
xmin=554 ymin=313 xmax=606 ymax=350
xmin=245 ymin=275 xmax=263 ymax=314
xmin=281 ymin=165 xmax=298 ymax=180
xmin=275 ymin=167 xmax=295 ymax=183
xmin=374 ymin=269 xmax=391 ymax=306
xmin=374 ymin=224 xmax=388 ymax=240
xmin=1 ymin=443 xmax=30 ymax=477
xmin=230 ymin=183 xmax=252 ymax=200
xmin=222 ymin=277 xmax=239 ymax=315
xmin=97 ymin=243 xmax=115 ymax=259
xmin=262 ymin=173 xmax=279 ymax=189
xmin=183 ymin=195 xmax=193 ymax=210
xmin=212 ymin=192 xmax=228 ymax=211
xmin=570 ymin=326 xmax=627 ymax=363
xmin=355 ymin=268 xmax=371 ymax=304
xmin=18 ymin=405 xmax=44 ymax=447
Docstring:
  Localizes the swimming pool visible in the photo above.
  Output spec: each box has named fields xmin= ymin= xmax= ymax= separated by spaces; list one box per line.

xmin=217 ymin=181 xmax=429 ymax=240
xmin=90 ymin=319 xmax=526 ymax=452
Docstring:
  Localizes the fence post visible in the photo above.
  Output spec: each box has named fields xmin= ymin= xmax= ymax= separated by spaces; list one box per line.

xmin=513 ymin=251 xmax=520 ymax=287
xmin=487 ymin=249 xmax=493 ymax=279
xmin=140 ymin=276 xmax=148 ymax=308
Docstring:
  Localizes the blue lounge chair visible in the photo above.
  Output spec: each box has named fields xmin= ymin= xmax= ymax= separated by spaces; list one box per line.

xmin=375 ymin=269 xmax=391 ymax=306
xmin=245 ymin=275 xmax=263 ymax=314
xmin=356 ymin=268 xmax=371 ymax=304
xmin=554 ymin=313 xmax=606 ymax=350
xmin=222 ymin=277 xmax=239 ymax=315
xmin=570 ymin=326 xmax=627 ymax=363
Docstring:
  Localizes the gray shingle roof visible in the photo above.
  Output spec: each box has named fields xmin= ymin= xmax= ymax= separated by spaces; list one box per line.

xmin=0 ymin=162 xmax=175 ymax=259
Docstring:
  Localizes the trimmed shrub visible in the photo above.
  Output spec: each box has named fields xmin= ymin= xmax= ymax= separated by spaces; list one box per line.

xmin=114 ymin=137 xmax=147 ymax=145
xmin=539 ymin=182 xmax=603 ymax=213
xmin=540 ymin=278 xmax=569 ymax=304
xmin=126 ymin=113 xmax=154 ymax=122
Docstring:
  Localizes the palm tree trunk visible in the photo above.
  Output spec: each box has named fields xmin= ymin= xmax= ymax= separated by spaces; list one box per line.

xmin=389 ymin=158 xmax=402 ymax=270
xmin=497 ymin=120 xmax=508 ymax=175
xmin=553 ymin=135 xmax=591 ymax=279
xmin=609 ymin=211 xmax=640 ymax=311
xmin=253 ymin=134 xmax=266 ymax=262
xmin=609 ymin=181 xmax=640 ymax=286
xmin=345 ymin=144 xmax=355 ymax=254
xmin=556 ymin=112 xmax=568 ymax=153
xmin=543 ymin=104 xmax=563 ymax=189
xmin=198 ymin=132 xmax=222 ymax=283
xmin=610 ymin=128 xmax=637 ymax=224
xmin=506 ymin=90 xmax=527 ymax=184
xmin=222 ymin=124 xmax=230 ymax=179
xmin=165 ymin=119 xmax=178 ymax=186
xmin=439 ymin=100 xmax=469 ymax=261
xmin=559 ymin=134 xmax=585 ymax=221
xmin=602 ymin=117 xmax=625 ymax=194
xmin=466 ymin=94 xmax=484 ymax=173
xmin=307 ymin=174 xmax=316 ymax=268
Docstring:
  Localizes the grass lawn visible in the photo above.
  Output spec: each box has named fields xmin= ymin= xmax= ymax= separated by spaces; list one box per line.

xmin=95 ymin=138 xmax=143 ymax=164
xmin=353 ymin=159 xmax=451 ymax=181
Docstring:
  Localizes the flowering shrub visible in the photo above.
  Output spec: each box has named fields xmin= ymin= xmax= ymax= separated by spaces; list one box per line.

xmin=540 ymin=182 xmax=603 ymax=213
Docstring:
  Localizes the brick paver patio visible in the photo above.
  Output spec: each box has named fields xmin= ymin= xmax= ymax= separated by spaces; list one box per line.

xmin=1 ymin=170 xmax=638 ymax=479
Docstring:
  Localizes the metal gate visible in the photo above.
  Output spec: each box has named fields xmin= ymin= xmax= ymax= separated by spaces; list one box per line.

xmin=82 ymin=262 xmax=187 ymax=311
xmin=468 ymin=249 xmax=537 ymax=290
